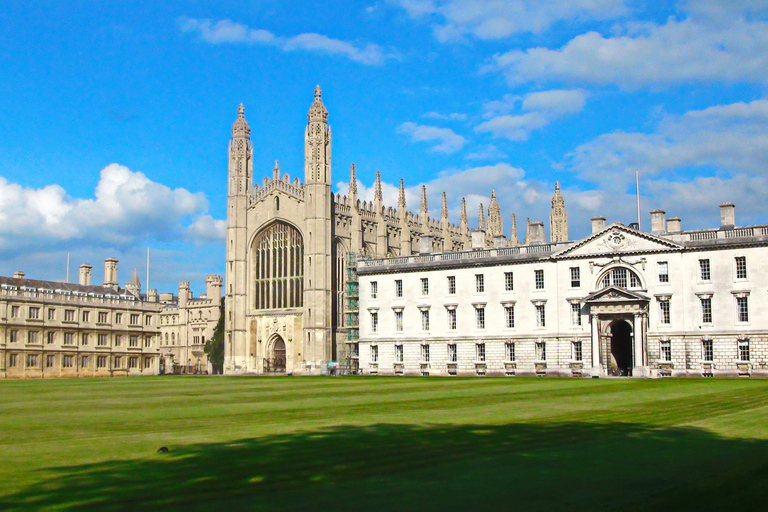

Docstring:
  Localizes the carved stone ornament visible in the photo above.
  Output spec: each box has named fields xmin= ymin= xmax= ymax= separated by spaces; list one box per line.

xmin=602 ymin=229 xmax=634 ymax=251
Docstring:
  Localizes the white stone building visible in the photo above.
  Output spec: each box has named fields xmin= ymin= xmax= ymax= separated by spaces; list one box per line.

xmin=357 ymin=204 xmax=768 ymax=378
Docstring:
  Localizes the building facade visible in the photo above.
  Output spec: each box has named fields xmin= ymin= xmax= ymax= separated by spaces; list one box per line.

xmin=224 ymin=87 xmax=558 ymax=375
xmin=356 ymin=204 xmax=768 ymax=377
xmin=0 ymin=259 xmax=222 ymax=378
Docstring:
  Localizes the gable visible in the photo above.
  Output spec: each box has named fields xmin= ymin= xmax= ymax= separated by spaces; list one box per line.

xmin=583 ymin=286 xmax=649 ymax=304
xmin=554 ymin=224 xmax=682 ymax=259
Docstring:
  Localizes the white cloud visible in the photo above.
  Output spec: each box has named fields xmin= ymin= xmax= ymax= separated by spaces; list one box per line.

xmin=398 ymin=122 xmax=467 ymax=153
xmin=491 ymin=6 xmax=768 ymax=88
xmin=423 ymin=111 xmax=468 ymax=121
xmin=0 ymin=164 xmax=225 ymax=256
xmin=179 ymin=17 xmax=394 ymax=65
xmin=476 ymin=89 xmax=587 ymax=140
xmin=464 ymin=144 xmax=507 ymax=160
xmin=392 ymin=0 xmax=628 ymax=41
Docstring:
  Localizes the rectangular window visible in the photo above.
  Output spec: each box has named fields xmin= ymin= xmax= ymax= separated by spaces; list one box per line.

xmin=447 ymin=309 xmax=457 ymax=330
xmin=738 ymin=339 xmax=750 ymax=362
xmin=64 ymin=332 xmax=74 ymax=345
xmin=370 ymin=311 xmax=379 ymax=333
xmin=370 ymin=281 xmax=378 ymax=299
xmin=504 ymin=305 xmax=515 ymax=328
xmin=571 ymin=303 xmax=582 ymax=326
xmin=47 ymin=331 xmax=55 ymax=344
xmin=145 ymin=315 xmax=152 ymax=326
xmin=421 ymin=278 xmax=429 ymax=296
xmin=476 ymin=343 xmax=486 ymax=362
xmin=534 ymin=269 xmax=544 ymax=290
xmin=98 ymin=311 xmax=108 ymax=323
xmin=447 ymin=276 xmax=456 ymax=295
xmin=505 ymin=342 xmax=516 ymax=362
xmin=475 ymin=308 xmax=485 ymax=329
xmin=144 ymin=357 xmax=152 ymax=369
xmin=97 ymin=356 xmax=107 ymax=368
xmin=570 ymin=267 xmax=580 ymax=288
xmin=395 ymin=280 xmax=403 ymax=297
xmin=9 ymin=330 xmax=17 ymax=343
xmin=130 ymin=335 xmax=138 ymax=347
xmin=46 ymin=355 xmax=55 ymax=368
xmin=658 ymin=261 xmax=669 ymax=283
xmin=536 ymin=304 xmax=546 ymax=327
xmin=81 ymin=355 xmax=89 ymax=368
xmin=26 ymin=354 xmax=38 ymax=367
xmin=29 ymin=307 xmax=40 ymax=319
xmin=371 ymin=345 xmax=378 ymax=363
xmin=82 ymin=333 xmax=89 ymax=345
xmin=614 ymin=268 xmax=628 ymax=288
xmin=735 ymin=256 xmax=747 ymax=279
xmin=130 ymin=314 xmax=140 ymax=325
xmin=114 ymin=356 xmax=121 ymax=368
xmin=98 ymin=334 xmax=108 ymax=346
xmin=9 ymin=354 xmax=18 ymax=367
xmin=702 ymin=339 xmax=713 ymax=362
xmin=421 ymin=310 xmax=430 ymax=331
xmin=421 ymin=344 xmax=430 ymax=362
xmin=395 ymin=345 xmax=403 ymax=363
xmin=11 ymin=306 xmax=19 ymax=318
xmin=82 ymin=311 xmax=90 ymax=322
xmin=660 ymin=340 xmax=672 ymax=362
xmin=395 ymin=310 xmax=403 ymax=332
xmin=129 ymin=357 xmax=138 ymax=369
xmin=536 ymin=342 xmax=546 ymax=361
xmin=737 ymin=296 xmax=749 ymax=322
xmin=64 ymin=310 xmax=75 ymax=322
xmin=28 ymin=331 xmax=38 ymax=344
xmin=572 ymin=341 xmax=583 ymax=362
xmin=699 ymin=259 xmax=711 ymax=281
xmin=144 ymin=336 xmax=152 ymax=348
xmin=47 ymin=308 xmax=55 ymax=320
xmin=700 ymin=297 xmax=712 ymax=324
xmin=115 ymin=313 xmax=122 ymax=324
xmin=659 ymin=300 xmax=671 ymax=324
xmin=504 ymin=272 xmax=514 ymax=291
xmin=62 ymin=355 xmax=73 ymax=368
xmin=475 ymin=274 xmax=484 ymax=293
xmin=115 ymin=335 xmax=122 ymax=347
xmin=448 ymin=344 xmax=457 ymax=363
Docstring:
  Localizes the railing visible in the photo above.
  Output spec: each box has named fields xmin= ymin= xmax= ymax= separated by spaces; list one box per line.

xmin=358 ymin=243 xmax=561 ymax=268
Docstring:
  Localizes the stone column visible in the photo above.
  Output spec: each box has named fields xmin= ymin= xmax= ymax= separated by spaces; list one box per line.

xmin=633 ymin=312 xmax=646 ymax=376
xmin=591 ymin=314 xmax=600 ymax=372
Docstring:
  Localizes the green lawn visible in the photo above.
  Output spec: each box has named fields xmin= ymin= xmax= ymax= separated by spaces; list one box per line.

xmin=1 ymin=376 xmax=768 ymax=511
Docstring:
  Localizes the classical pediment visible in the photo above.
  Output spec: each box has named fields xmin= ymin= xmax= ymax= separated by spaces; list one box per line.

xmin=582 ymin=286 xmax=650 ymax=304
xmin=553 ymin=223 xmax=682 ymax=259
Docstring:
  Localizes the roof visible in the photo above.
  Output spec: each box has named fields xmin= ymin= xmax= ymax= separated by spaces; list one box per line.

xmin=0 ymin=275 xmax=139 ymax=299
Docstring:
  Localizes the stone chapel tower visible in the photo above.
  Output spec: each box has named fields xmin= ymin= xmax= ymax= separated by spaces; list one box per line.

xmin=225 ymin=104 xmax=252 ymax=372
xmin=303 ymin=86 xmax=334 ymax=367
xmin=549 ymin=182 xmax=569 ymax=243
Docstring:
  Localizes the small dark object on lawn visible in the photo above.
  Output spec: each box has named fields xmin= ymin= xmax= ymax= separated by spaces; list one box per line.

xmin=156 ymin=446 xmax=170 ymax=453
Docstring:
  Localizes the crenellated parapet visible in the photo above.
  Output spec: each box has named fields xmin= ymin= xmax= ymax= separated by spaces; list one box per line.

xmin=250 ymin=161 xmax=305 ymax=207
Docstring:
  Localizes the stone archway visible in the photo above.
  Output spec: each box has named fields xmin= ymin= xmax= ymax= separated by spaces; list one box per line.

xmin=609 ymin=320 xmax=633 ymax=376
xmin=265 ymin=335 xmax=286 ymax=373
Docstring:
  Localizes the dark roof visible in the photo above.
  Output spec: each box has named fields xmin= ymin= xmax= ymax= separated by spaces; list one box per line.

xmin=0 ymin=276 xmax=138 ymax=299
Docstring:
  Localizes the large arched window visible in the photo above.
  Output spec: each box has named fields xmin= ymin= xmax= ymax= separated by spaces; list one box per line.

xmin=599 ymin=267 xmax=643 ymax=290
xmin=252 ymin=222 xmax=304 ymax=310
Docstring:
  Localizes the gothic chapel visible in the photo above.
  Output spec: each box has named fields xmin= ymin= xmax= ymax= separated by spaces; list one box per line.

xmin=224 ymin=87 xmax=567 ymax=374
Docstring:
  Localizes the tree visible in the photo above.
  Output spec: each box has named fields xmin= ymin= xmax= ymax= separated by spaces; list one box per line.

xmin=204 ymin=303 xmax=225 ymax=375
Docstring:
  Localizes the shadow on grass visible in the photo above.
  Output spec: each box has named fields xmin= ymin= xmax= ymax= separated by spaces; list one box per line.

xmin=4 ymin=421 xmax=768 ymax=512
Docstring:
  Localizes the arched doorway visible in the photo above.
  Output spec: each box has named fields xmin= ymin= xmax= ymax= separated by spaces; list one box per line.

xmin=265 ymin=335 xmax=286 ymax=373
xmin=610 ymin=320 xmax=633 ymax=376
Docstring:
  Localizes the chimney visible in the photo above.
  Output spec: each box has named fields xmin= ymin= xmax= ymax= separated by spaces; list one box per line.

xmin=206 ymin=275 xmax=223 ymax=306
xmin=179 ymin=281 xmax=190 ymax=308
xmin=471 ymin=229 xmax=486 ymax=249
xmin=667 ymin=217 xmax=682 ymax=233
xmin=591 ymin=216 xmax=606 ymax=233
xmin=147 ymin=289 xmax=158 ymax=303
xmin=529 ymin=222 xmax=546 ymax=244
xmin=650 ymin=209 xmax=666 ymax=235
xmin=419 ymin=235 xmax=433 ymax=254
xmin=158 ymin=292 xmax=174 ymax=304
xmin=493 ymin=235 xmax=507 ymax=248
xmin=78 ymin=264 xmax=92 ymax=286
xmin=720 ymin=202 xmax=735 ymax=229
xmin=12 ymin=271 xmax=25 ymax=279
xmin=103 ymin=257 xmax=118 ymax=289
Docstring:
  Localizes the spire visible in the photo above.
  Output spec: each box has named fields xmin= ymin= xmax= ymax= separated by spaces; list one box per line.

xmin=460 ymin=197 xmax=468 ymax=226
xmin=231 ymin=103 xmax=251 ymax=139
xmin=478 ymin=203 xmax=486 ymax=230
xmin=349 ymin=163 xmax=357 ymax=197
xmin=549 ymin=181 xmax=568 ymax=242
xmin=398 ymin=178 xmax=406 ymax=208
xmin=130 ymin=268 xmax=140 ymax=286
xmin=524 ymin=217 xmax=531 ymax=245
xmin=420 ymin=185 xmax=428 ymax=213
xmin=308 ymin=84 xmax=328 ymax=124
xmin=551 ymin=181 xmax=565 ymax=208
xmin=374 ymin=171 xmax=383 ymax=203
xmin=510 ymin=213 xmax=519 ymax=245
xmin=487 ymin=189 xmax=502 ymax=237
xmin=441 ymin=192 xmax=448 ymax=220
xmin=273 ymin=160 xmax=280 ymax=180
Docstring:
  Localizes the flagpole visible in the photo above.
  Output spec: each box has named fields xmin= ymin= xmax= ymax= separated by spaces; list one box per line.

xmin=635 ymin=170 xmax=642 ymax=231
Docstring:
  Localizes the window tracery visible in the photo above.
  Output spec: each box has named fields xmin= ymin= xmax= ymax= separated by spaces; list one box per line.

xmin=252 ymin=222 xmax=304 ymax=309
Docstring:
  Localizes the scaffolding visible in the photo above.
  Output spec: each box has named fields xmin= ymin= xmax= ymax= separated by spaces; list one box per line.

xmin=340 ymin=252 xmax=360 ymax=374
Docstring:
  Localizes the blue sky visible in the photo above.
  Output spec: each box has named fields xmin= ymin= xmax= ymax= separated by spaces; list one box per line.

xmin=1 ymin=0 xmax=767 ymax=295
